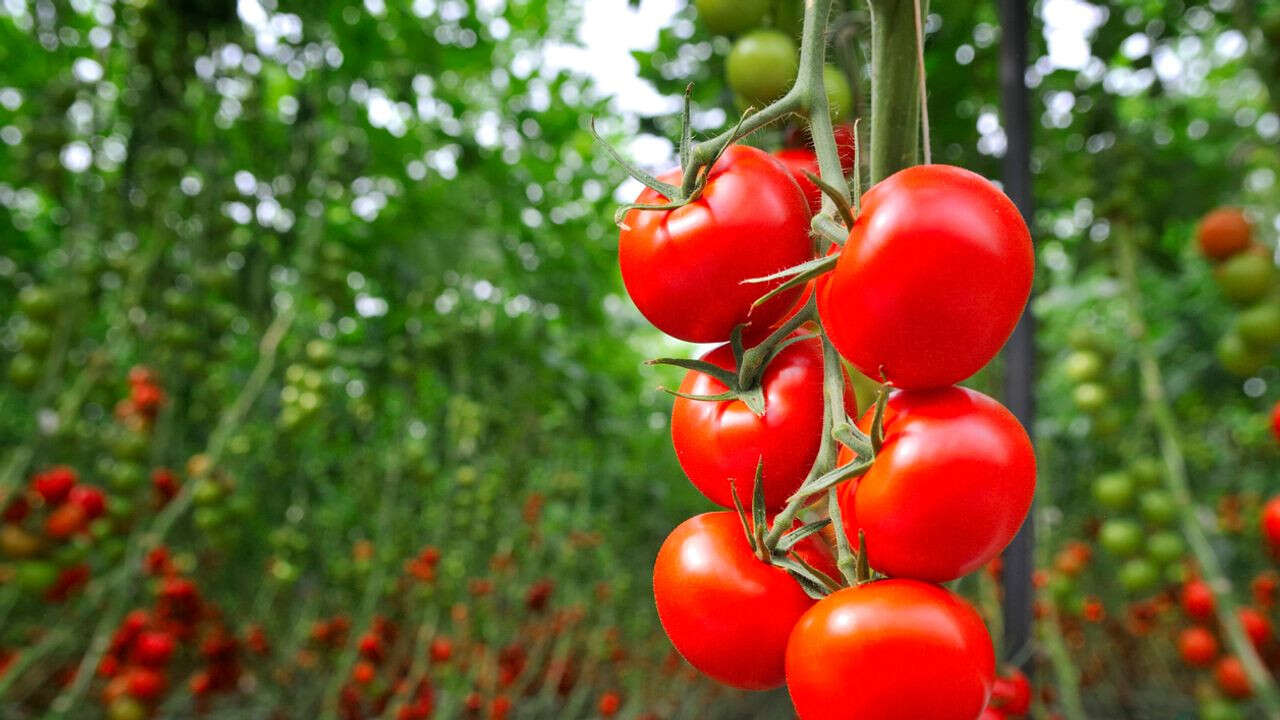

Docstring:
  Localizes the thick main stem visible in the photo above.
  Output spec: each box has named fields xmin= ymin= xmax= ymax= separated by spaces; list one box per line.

xmin=867 ymin=0 xmax=922 ymax=182
xmin=1115 ymin=233 xmax=1280 ymax=719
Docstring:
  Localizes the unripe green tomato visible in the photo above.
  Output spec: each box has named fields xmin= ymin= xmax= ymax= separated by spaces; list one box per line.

xmin=52 ymin=538 xmax=90 ymax=566
xmin=1092 ymin=472 xmax=1135 ymax=510
xmin=1200 ymin=698 xmax=1244 ymax=720
xmin=1235 ymin=301 xmax=1280 ymax=348
xmin=280 ymin=406 xmax=303 ymax=428
xmin=15 ymin=560 xmax=57 ymax=592
xmin=106 ymin=696 xmax=148 ymax=720
xmin=17 ymin=285 xmax=57 ymax=320
xmin=1214 ymin=251 xmax=1274 ymax=305
xmin=8 ymin=353 xmax=39 ymax=388
xmin=1047 ymin=573 xmax=1075 ymax=603
xmin=1129 ymin=457 xmax=1162 ymax=487
xmin=1067 ymin=325 xmax=1108 ymax=352
xmin=726 ymin=31 xmax=798 ymax=107
xmin=162 ymin=322 xmax=199 ymax=349
xmin=1165 ymin=562 xmax=1188 ymax=585
xmin=1217 ymin=332 xmax=1268 ymax=377
xmin=108 ymin=463 xmax=145 ymax=491
xmin=822 ymin=65 xmax=852 ymax=123
xmin=1118 ymin=557 xmax=1160 ymax=594
xmin=1099 ymin=518 xmax=1143 ymax=557
xmin=162 ymin=287 xmax=197 ymax=317
xmin=1063 ymin=350 xmax=1104 ymax=383
xmin=271 ymin=558 xmax=299 ymax=583
xmin=694 ymin=0 xmax=769 ymax=36
xmin=1072 ymin=382 xmax=1109 ymax=412
xmin=1146 ymin=531 xmax=1185 ymax=565
xmin=306 ymin=339 xmax=335 ymax=365
xmin=112 ymin=431 xmax=150 ymax=462
xmin=106 ymin=496 xmax=134 ymax=521
xmin=1138 ymin=490 xmax=1177 ymax=526
xmin=192 ymin=478 xmax=223 ymax=505
xmin=16 ymin=322 xmax=52 ymax=354
xmin=89 ymin=517 xmax=114 ymax=540
xmin=193 ymin=506 xmax=225 ymax=530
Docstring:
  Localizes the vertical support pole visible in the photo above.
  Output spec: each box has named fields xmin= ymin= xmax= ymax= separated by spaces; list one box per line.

xmin=998 ymin=0 xmax=1036 ymax=674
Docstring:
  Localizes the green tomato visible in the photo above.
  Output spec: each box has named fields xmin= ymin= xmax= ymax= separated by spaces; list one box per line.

xmin=1235 ymin=301 xmax=1280 ymax=348
xmin=1217 ymin=332 xmax=1268 ymax=377
xmin=193 ymin=506 xmax=225 ymax=530
xmin=1062 ymin=350 xmax=1104 ymax=383
xmin=695 ymin=0 xmax=769 ymax=35
xmin=106 ymin=696 xmax=148 ymax=720
xmin=726 ymin=31 xmax=798 ymax=107
xmin=16 ymin=322 xmax=52 ymax=354
xmin=1092 ymin=472 xmax=1135 ymax=510
xmin=1067 ymin=325 xmax=1109 ymax=353
xmin=192 ymin=478 xmax=224 ymax=505
xmin=1146 ymin=531 xmax=1185 ymax=565
xmin=1099 ymin=518 xmax=1143 ymax=557
xmin=108 ymin=462 xmax=145 ymax=491
xmin=17 ymin=285 xmax=57 ymax=320
xmin=8 ymin=353 xmax=40 ymax=388
xmin=822 ymin=65 xmax=852 ymax=123
xmin=112 ymin=431 xmax=150 ymax=462
xmin=1199 ymin=698 xmax=1244 ymax=720
xmin=1214 ymin=250 xmax=1274 ymax=305
xmin=1129 ymin=457 xmax=1161 ymax=487
xmin=1072 ymin=381 xmax=1109 ymax=412
xmin=1118 ymin=558 xmax=1160 ymax=594
xmin=1138 ymin=490 xmax=1177 ymax=526
xmin=1165 ymin=562 xmax=1188 ymax=585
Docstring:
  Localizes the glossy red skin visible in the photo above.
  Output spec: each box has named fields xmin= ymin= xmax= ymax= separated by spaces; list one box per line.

xmin=671 ymin=335 xmax=853 ymax=512
xmin=619 ymin=145 xmax=812 ymax=343
xmin=1181 ymin=579 xmax=1216 ymax=621
xmin=785 ymin=579 xmax=995 ymax=720
xmin=990 ymin=668 xmax=1031 ymax=715
xmin=837 ymin=387 xmax=1035 ymax=582
xmin=1178 ymin=626 xmax=1219 ymax=667
xmin=784 ymin=124 xmax=857 ymax=172
xmin=1263 ymin=496 xmax=1280 ymax=548
xmin=1239 ymin=607 xmax=1273 ymax=649
xmin=653 ymin=512 xmax=815 ymax=690
xmin=68 ymin=485 xmax=106 ymax=520
xmin=817 ymin=165 xmax=1033 ymax=389
xmin=1215 ymin=656 xmax=1252 ymax=699
xmin=773 ymin=149 xmax=821 ymax=214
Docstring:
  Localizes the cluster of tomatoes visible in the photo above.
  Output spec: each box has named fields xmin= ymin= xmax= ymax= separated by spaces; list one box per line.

xmin=1090 ymin=457 xmax=1186 ymax=596
xmin=7 ymin=284 xmax=58 ymax=389
xmin=1195 ymin=207 xmax=1280 ymax=378
xmin=1 ymin=466 xmax=106 ymax=602
xmin=616 ymin=68 xmax=1036 ymax=711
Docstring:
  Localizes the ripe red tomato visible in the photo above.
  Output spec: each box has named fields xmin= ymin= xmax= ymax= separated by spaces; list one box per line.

xmin=1238 ymin=607 xmax=1272 ymax=649
xmin=45 ymin=502 xmax=88 ymax=540
xmin=124 ymin=667 xmax=167 ymax=701
xmin=653 ymin=512 xmax=815 ymax=690
xmin=1178 ymin=626 xmax=1219 ymax=667
xmin=990 ymin=668 xmax=1031 ymax=715
xmin=619 ymin=145 xmax=812 ymax=343
xmin=1214 ymin=656 xmax=1252 ymax=699
xmin=1271 ymin=402 xmax=1280 ymax=443
xmin=671 ymin=335 xmax=853 ymax=512
xmin=68 ymin=485 xmax=106 ymax=520
xmin=32 ymin=466 xmax=78 ymax=504
xmin=1262 ymin=496 xmax=1280 ymax=548
xmin=131 ymin=631 xmax=175 ymax=666
xmin=1181 ymin=579 xmax=1216 ymax=621
xmin=817 ymin=165 xmax=1032 ymax=389
xmin=773 ymin=149 xmax=821 ymax=215
xmin=785 ymin=579 xmax=995 ymax=720
xmin=978 ymin=710 xmax=1008 ymax=720
xmin=837 ymin=387 xmax=1035 ymax=582
xmin=1197 ymin=207 xmax=1252 ymax=261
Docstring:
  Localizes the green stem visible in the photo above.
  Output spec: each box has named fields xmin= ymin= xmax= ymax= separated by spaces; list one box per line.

xmin=1039 ymin=608 xmax=1088 ymax=720
xmin=866 ymin=0 xmax=922 ymax=182
xmin=1114 ymin=232 xmax=1280 ymax=719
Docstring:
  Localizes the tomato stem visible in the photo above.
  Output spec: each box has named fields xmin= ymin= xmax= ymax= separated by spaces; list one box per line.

xmin=866 ymin=0 xmax=922 ymax=182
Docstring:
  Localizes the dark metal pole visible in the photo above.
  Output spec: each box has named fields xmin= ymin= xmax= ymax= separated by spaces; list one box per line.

xmin=998 ymin=0 xmax=1036 ymax=674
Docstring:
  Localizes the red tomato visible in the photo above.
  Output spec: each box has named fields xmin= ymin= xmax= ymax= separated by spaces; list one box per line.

xmin=131 ymin=631 xmax=175 ymax=666
xmin=653 ymin=512 xmax=815 ymax=690
xmin=124 ymin=667 xmax=167 ymax=701
xmin=671 ymin=335 xmax=852 ymax=512
xmin=837 ymin=387 xmax=1035 ymax=582
xmin=1181 ymin=579 xmax=1216 ymax=621
xmin=1262 ymin=495 xmax=1280 ymax=548
xmin=45 ymin=502 xmax=88 ymax=539
xmin=817 ymin=165 xmax=1032 ymax=389
xmin=1178 ymin=626 xmax=1219 ymax=667
xmin=619 ymin=145 xmax=812 ymax=343
xmin=32 ymin=466 xmax=78 ymax=504
xmin=784 ymin=123 xmax=857 ymax=172
xmin=1214 ymin=656 xmax=1252 ymax=699
xmin=1197 ymin=207 xmax=1252 ymax=261
xmin=979 ymin=710 xmax=1009 ymax=720
xmin=1238 ymin=607 xmax=1272 ymax=649
xmin=68 ymin=485 xmax=106 ymax=520
xmin=773 ymin=148 xmax=821 ymax=214
xmin=785 ymin=579 xmax=995 ymax=720
xmin=1271 ymin=401 xmax=1280 ymax=442
xmin=990 ymin=668 xmax=1031 ymax=715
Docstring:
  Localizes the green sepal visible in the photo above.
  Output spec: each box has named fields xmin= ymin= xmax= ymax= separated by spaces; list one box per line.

xmin=646 ymin=357 xmax=739 ymax=389
xmin=729 ymin=479 xmax=757 ymax=554
xmin=802 ymin=170 xmax=855 ymax=227
xmin=856 ymin=530 xmax=871 ymax=584
xmin=747 ymin=255 xmax=840 ymax=311
xmin=787 ymin=455 xmax=873 ymax=502
xmin=751 ymin=458 xmax=767 ymax=553
xmin=591 ymin=117 xmax=681 ymax=200
xmin=776 ymin=518 xmax=831 ymax=553
xmin=870 ymin=386 xmax=889 ymax=453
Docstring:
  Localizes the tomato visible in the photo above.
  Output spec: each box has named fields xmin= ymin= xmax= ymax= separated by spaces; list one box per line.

xmin=33 ymin=466 xmax=78 ymax=504
xmin=671 ymin=335 xmax=852 ymax=511
xmin=726 ymin=31 xmax=797 ymax=107
xmin=978 ymin=710 xmax=1008 ymax=720
xmin=1118 ymin=558 xmax=1159 ymax=594
xmin=1139 ymin=490 xmax=1177 ymax=526
xmin=1181 ymin=579 xmax=1216 ymax=621
xmin=619 ymin=145 xmax=812 ymax=343
xmin=1062 ymin=349 xmax=1103 ymax=383
xmin=1214 ymin=248 xmax=1274 ymax=305
xmin=1098 ymin=519 xmax=1142 ymax=557
xmin=653 ymin=512 xmax=815 ymax=690
xmin=68 ymin=484 xmax=106 ymax=520
xmin=1071 ymin=382 xmax=1108 ymax=412
xmin=773 ymin=148 xmax=821 ymax=214
xmin=1262 ymin=495 xmax=1280 ymax=547
xmin=1272 ymin=403 xmax=1280 ymax=443
xmin=1 ymin=524 xmax=41 ymax=558
xmin=837 ymin=387 xmax=1035 ymax=582
xmin=106 ymin=697 xmax=147 ymax=720
xmin=17 ymin=285 xmax=57 ymax=320
xmin=1216 ymin=332 xmax=1267 ymax=377
xmin=785 ymin=579 xmax=994 ymax=720
xmin=1200 ymin=698 xmax=1245 ymax=720
xmin=597 ymin=690 xmax=621 ymax=717
xmin=1091 ymin=471 xmax=1134 ymax=510
xmin=817 ymin=165 xmax=1033 ymax=389
xmin=1214 ymin=656 xmax=1252 ymax=699
xmin=1178 ymin=626 xmax=1219 ymax=667
xmin=124 ymin=667 xmax=167 ymax=700
xmin=694 ymin=0 xmax=768 ymax=35
xmin=1238 ymin=607 xmax=1272 ymax=649
xmin=785 ymin=124 xmax=858 ymax=173
xmin=1197 ymin=207 xmax=1252 ymax=261
xmin=989 ymin=668 xmax=1031 ymax=715
xmin=1235 ymin=301 xmax=1280 ymax=347
xmin=1146 ymin=531 xmax=1184 ymax=564
xmin=131 ymin=631 xmax=176 ymax=666
xmin=45 ymin=502 xmax=88 ymax=539
xmin=7 ymin=353 xmax=39 ymax=388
